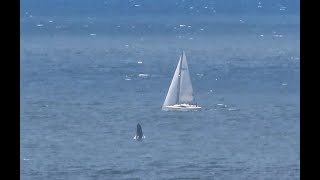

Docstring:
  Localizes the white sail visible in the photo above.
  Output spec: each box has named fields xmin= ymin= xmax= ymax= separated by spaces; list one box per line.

xmin=163 ymin=56 xmax=182 ymax=106
xmin=163 ymin=51 xmax=197 ymax=109
xmin=179 ymin=51 xmax=194 ymax=104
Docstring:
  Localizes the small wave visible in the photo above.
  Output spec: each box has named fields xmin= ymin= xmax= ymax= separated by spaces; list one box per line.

xmin=138 ymin=74 xmax=149 ymax=77
xmin=228 ymin=108 xmax=239 ymax=111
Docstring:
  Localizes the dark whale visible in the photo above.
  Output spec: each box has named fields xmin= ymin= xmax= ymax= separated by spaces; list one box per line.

xmin=135 ymin=123 xmax=143 ymax=140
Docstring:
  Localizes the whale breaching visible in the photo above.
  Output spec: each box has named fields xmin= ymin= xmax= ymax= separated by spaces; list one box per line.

xmin=134 ymin=123 xmax=145 ymax=140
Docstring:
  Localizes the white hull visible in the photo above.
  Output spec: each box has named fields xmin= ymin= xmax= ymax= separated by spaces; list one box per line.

xmin=162 ymin=104 xmax=201 ymax=111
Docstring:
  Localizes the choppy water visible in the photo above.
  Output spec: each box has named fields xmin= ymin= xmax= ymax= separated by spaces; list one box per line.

xmin=20 ymin=13 xmax=299 ymax=180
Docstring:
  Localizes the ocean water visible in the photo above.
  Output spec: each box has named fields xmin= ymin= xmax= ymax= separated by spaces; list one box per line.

xmin=20 ymin=5 xmax=299 ymax=180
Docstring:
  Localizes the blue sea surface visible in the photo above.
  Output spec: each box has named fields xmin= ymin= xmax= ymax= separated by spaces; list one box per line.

xmin=20 ymin=1 xmax=299 ymax=179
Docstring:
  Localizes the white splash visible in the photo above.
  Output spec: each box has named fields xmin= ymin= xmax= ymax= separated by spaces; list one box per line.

xmin=134 ymin=135 xmax=146 ymax=140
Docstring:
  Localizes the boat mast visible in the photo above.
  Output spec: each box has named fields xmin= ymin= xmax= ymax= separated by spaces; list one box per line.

xmin=176 ymin=50 xmax=183 ymax=104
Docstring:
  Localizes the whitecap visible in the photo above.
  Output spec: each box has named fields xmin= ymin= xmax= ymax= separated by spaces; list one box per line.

xmin=138 ymin=74 xmax=149 ymax=77
xmin=273 ymin=34 xmax=283 ymax=38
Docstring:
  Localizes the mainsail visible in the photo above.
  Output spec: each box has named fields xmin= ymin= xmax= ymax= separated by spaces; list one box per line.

xmin=163 ymin=51 xmax=194 ymax=107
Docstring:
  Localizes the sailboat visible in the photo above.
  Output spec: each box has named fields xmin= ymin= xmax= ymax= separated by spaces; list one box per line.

xmin=162 ymin=51 xmax=201 ymax=110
